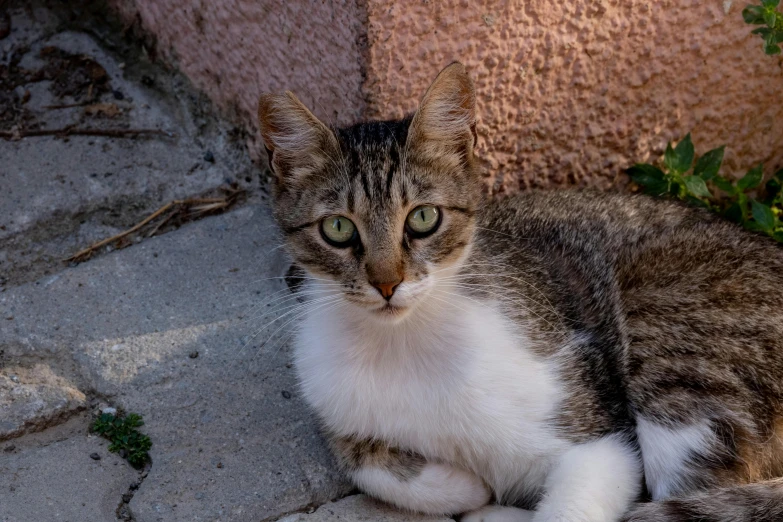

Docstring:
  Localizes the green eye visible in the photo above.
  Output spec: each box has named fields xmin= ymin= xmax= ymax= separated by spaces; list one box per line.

xmin=406 ymin=205 xmax=441 ymax=237
xmin=320 ymin=216 xmax=357 ymax=247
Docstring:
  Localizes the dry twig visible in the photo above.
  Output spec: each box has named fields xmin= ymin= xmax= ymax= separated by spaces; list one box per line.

xmin=65 ymin=187 xmax=243 ymax=263
xmin=0 ymin=127 xmax=173 ymax=140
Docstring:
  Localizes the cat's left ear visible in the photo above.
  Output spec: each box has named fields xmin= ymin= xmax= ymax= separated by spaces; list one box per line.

xmin=258 ymin=91 xmax=339 ymax=185
xmin=406 ymin=62 xmax=477 ymax=166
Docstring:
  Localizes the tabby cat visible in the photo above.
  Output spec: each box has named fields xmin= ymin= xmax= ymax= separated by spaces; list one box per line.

xmin=257 ymin=63 xmax=783 ymax=522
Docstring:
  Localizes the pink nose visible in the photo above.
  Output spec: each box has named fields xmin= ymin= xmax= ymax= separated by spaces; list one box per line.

xmin=371 ymin=279 xmax=402 ymax=300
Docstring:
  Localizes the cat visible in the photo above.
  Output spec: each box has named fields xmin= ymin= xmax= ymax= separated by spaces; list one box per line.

xmin=257 ymin=62 xmax=783 ymax=522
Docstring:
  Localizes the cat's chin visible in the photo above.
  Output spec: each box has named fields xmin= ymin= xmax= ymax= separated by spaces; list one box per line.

xmin=369 ymin=302 xmax=412 ymax=323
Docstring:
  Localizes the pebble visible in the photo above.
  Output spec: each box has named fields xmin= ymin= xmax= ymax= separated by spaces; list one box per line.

xmin=90 ymin=452 xmax=101 ymax=460
xmin=4 ymin=445 xmax=15 ymax=452
xmin=113 ymin=90 xmax=124 ymax=100
xmin=203 ymin=151 xmax=215 ymax=163
xmin=102 ymin=407 xmax=118 ymax=416
xmin=281 ymin=390 xmax=292 ymax=399
xmin=189 ymin=350 xmax=199 ymax=359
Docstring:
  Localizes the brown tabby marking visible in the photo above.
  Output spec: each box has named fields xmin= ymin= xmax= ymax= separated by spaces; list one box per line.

xmin=330 ymin=435 xmax=426 ymax=481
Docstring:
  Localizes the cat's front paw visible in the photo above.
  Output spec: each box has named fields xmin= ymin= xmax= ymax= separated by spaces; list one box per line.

xmin=461 ymin=505 xmax=535 ymax=522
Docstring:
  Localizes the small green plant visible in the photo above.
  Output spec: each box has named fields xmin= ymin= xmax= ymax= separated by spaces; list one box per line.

xmin=92 ymin=411 xmax=152 ymax=468
xmin=743 ymin=0 xmax=783 ymax=55
xmin=627 ymin=134 xmax=783 ymax=242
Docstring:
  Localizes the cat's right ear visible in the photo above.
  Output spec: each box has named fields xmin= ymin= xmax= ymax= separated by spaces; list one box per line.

xmin=258 ymin=92 xmax=339 ymax=184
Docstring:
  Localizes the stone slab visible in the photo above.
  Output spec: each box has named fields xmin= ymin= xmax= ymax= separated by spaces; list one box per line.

xmin=0 ymin=364 xmax=86 ymax=441
xmin=0 ymin=432 xmax=139 ymax=522
xmin=0 ymin=207 xmax=352 ymax=521
xmin=278 ymin=495 xmax=454 ymax=522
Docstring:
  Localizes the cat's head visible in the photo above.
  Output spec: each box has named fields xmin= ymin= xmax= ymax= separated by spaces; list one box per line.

xmin=258 ymin=63 xmax=482 ymax=322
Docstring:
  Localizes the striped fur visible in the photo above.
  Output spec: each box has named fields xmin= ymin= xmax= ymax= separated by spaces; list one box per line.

xmin=259 ymin=63 xmax=783 ymax=521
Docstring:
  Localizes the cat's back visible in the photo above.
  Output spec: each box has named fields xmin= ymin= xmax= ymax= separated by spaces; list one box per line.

xmin=477 ymin=189 xmax=783 ymax=452
xmin=477 ymin=189 xmax=783 ymax=283
xmin=479 ymin=189 xmax=725 ymax=248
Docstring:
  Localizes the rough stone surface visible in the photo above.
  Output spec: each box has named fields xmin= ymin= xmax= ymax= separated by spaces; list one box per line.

xmin=1 ymin=4 xmax=356 ymax=520
xmin=363 ymin=0 xmax=783 ymax=192
xmin=108 ymin=0 xmax=367 ymax=148
xmin=277 ymin=495 xmax=455 ymax=522
xmin=0 ymin=208 xmax=352 ymax=522
xmin=0 ymin=428 xmax=139 ymax=522
xmin=107 ymin=0 xmax=783 ymax=192
xmin=0 ymin=364 xmax=86 ymax=441
xmin=0 ymin=2 xmax=257 ymax=287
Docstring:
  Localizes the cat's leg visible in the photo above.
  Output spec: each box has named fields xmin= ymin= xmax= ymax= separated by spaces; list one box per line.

xmin=532 ymin=434 xmax=642 ymax=522
xmin=330 ymin=435 xmax=490 ymax=515
xmin=461 ymin=505 xmax=535 ymax=522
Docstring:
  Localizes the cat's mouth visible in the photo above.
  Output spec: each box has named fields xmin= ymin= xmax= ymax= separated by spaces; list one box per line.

xmin=373 ymin=302 xmax=407 ymax=317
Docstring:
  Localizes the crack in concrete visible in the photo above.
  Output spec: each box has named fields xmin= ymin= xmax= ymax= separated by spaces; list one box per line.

xmin=115 ymin=462 xmax=151 ymax=521
xmin=261 ymin=489 xmax=360 ymax=522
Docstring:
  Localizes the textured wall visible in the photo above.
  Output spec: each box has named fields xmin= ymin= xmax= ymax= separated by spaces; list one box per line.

xmin=110 ymin=0 xmax=783 ymax=192
xmin=109 ymin=0 xmax=367 ymax=149
xmin=364 ymin=0 xmax=783 ymax=192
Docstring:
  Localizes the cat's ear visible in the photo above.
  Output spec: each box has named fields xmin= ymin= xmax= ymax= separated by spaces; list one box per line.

xmin=258 ymin=91 xmax=339 ymax=184
xmin=406 ymin=62 xmax=477 ymax=166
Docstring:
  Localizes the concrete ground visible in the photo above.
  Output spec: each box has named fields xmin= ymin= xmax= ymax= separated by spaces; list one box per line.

xmin=0 ymin=3 xmax=452 ymax=521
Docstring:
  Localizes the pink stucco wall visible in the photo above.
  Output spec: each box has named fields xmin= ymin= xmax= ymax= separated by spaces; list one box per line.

xmin=112 ymin=0 xmax=783 ymax=192
xmin=110 ymin=0 xmax=367 ymax=151
xmin=364 ymin=0 xmax=783 ymax=192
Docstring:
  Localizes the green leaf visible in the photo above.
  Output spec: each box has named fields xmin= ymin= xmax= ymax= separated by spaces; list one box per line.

xmin=663 ymin=142 xmax=677 ymax=173
xmin=712 ymin=176 xmax=736 ymax=193
xmin=684 ymin=175 xmax=712 ymax=198
xmin=764 ymin=10 xmax=778 ymax=28
xmin=724 ymin=202 xmax=744 ymax=223
xmin=762 ymin=0 xmax=780 ymax=8
xmin=738 ymin=164 xmax=764 ymax=190
xmin=645 ymin=180 xmax=671 ymax=196
xmin=752 ymin=200 xmax=776 ymax=231
xmin=685 ymin=195 xmax=711 ymax=209
xmin=744 ymin=220 xmax=765 ymax=232
xmin=627 ymin=164 xmax=665 ymax=186
xmin=673 ymin=134 xmax=694 ymax=173
xmin=744 ymin=5 xmax=767 ymax=24
xmin=752 ymin=26 xmax=773 ymax=36
xmin=764 ymin=42 xmax=782 ymax=55
xmin=693 ymin=146 xmax=725 ymax=180
xmin=773 ymin=230 xmax=783 ymax=243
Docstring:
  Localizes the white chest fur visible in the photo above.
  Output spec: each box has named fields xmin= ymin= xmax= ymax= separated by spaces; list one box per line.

xmin=294 ymin=293 xmax=570 ymax=502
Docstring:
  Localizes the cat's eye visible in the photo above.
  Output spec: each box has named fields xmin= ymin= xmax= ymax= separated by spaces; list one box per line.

xmin=406 ymin=205 xmax=441 ymax=237
xmin=320 ymin=216 xmax=358 ymax=247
